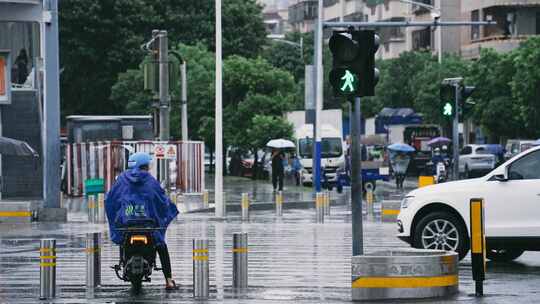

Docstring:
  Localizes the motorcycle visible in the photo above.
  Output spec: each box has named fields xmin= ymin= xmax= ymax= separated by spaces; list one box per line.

xmin=112 ymin=219 xmax=162 ymax=290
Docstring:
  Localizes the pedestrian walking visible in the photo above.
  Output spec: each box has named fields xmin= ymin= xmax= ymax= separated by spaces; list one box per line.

xmin=271 ymin=149 xmax=284 ymax=191
xmin=291 ymin=153 xmax=302 ymax=186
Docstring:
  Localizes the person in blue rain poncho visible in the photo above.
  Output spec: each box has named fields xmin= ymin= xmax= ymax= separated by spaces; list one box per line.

xmin=105 ymin=152 xmax=179 ymax=290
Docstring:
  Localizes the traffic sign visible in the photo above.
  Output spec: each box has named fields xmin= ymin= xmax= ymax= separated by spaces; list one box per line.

xmin=154 ymin=144 xmax=166 ymax=159
xmin=154 ymin=144 xmax=177 ymax=160
xmin=165 ymin=145 xmax=177 ymax=160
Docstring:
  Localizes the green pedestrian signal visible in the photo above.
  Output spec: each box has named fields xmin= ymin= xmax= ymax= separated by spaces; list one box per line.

xmin=443 ymin=102 xmax=453 ymax=116
xmin=340 ymin=70 xmax=358 ymax=93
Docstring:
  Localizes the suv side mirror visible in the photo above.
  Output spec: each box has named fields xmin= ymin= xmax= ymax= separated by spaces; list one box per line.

xmin=493 ymin=167 xmax=509 ymax=182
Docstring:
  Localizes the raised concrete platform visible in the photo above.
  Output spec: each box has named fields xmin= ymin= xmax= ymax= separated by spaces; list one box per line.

xmin=352 ymin=249 xmax=459 ymax=301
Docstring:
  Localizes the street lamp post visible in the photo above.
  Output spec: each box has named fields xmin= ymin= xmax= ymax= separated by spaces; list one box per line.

xmin=215 ymin=0 xmax=224 ymax=218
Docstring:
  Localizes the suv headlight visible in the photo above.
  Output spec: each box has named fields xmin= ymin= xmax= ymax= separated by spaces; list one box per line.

xmin=401 ymin=196 xmax=415 ymax=209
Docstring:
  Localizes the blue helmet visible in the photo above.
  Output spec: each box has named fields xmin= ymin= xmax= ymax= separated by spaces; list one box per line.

xmin=128 ymin=152 xmax=153 ymax=169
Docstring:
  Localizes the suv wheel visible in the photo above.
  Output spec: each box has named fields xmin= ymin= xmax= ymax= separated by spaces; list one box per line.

xmin=486 ymin=249 xmax=524 ymax=262
xmin=413 ymin=212 xmax=469 ymax=260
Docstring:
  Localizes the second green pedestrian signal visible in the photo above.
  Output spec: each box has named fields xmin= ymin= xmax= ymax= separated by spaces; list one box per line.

xmin=443 ymin=102 xmax=453 ymax=117
xmin=329 ymin=30 xmax=379 ymax=98
xmin=440 ymin=84 xmax=455 ymax=118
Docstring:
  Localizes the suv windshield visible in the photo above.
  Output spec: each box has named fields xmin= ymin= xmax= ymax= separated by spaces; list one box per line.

xmin=299 ymin=137 xmax=343 ymax=158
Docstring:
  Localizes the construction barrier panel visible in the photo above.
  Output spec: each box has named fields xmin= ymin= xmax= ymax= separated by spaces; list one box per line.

xmin=66 ymin=141 xmax=205 ymax=196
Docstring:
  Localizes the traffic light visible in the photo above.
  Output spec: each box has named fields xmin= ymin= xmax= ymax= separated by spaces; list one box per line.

xmin=329 ymin=29 xmax=379 ymax=98
xmin=459 ymin=85 xmax=476 ymax=117
xmin=440 ymin=84 xmax=476 ymax=118
xmin=440 ymin=84 xmax=455 ymax=118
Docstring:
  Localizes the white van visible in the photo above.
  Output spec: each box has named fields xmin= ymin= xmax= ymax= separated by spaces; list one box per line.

xmin=295 ymin=124 xmax=345 ymax=186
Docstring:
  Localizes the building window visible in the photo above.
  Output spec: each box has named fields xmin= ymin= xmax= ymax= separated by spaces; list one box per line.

xmin=0 ymin=22 xmax=40 ymax=91
xmin=471 ymin=10 xmax=480 ymax=40
xmin=323 ymin=0 xmax=338 ymax=7
xmin=412 ymin=28 xmax=431 ymax=51
xmin=537 ymin=12 xmax=540 ymax=34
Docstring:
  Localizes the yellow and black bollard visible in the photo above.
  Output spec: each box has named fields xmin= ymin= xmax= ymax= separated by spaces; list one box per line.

xmin=470 ymin=198 xmax=486 ymax=297
xmin=203 ymin=190 xmax=209 ymax=209
xmin=241 ymin=193 xmax=249 ymax=221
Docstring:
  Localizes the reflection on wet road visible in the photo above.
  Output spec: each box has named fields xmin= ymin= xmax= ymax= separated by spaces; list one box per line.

xmin=1 ymin=179 xmax=540 ymax=303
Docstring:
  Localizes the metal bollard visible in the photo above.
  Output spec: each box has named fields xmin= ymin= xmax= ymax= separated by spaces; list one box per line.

xmin=324 ymin=191 xmax=331 ymax=216
xmin=203 ymin=190 xmax=209 ymax=209
xmin=275 ymin=191 xmax=283 ymax=216
xmin=97 ymin=193 xmax=106 ymax=223
xmin=86 ymin=233 xmax=101 ymax=289
xmin=40 ymin=239 xmax=56 ymax=300
xmin=241 ymin=193 xmax=249 ymax=221
xmin=87 ymin=195 xmax=96 ymax=223
xmin=193 ymin=239 xmax=209 ymax=299
xmin=232 ymin=233 xmax=248 ymax=289
xmin=315 ymin=192 xmax=324 ymax=223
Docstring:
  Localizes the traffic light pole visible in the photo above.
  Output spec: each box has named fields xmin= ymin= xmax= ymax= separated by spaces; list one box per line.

xmin=313 ymin=0 xmax=324 ymax=193
xmin=453 ymin=84 xmax=460 ymax=180
xmin=351 ymin=97 xmax=363 ymax=256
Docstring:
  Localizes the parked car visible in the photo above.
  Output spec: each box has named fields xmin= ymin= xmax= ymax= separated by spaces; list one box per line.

xmin=505 ymin=139 xmax=535 ymax=160
xmin=397 ymin=145 xmax=540 ymax=261
xmin=459 ymin=144 xmax=496 ymax=178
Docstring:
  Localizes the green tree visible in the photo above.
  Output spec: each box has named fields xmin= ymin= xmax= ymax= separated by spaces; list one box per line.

xmin=511 ymin=37 xmax=540 ymax=138
xmin=59 ymin=0 xmax=266 ymax=118
xmin=468 ymin=48 xmax=523 ymax=141
xmin=59 ymin=0 xmax=156 ymax=117
xmin=110 ymin=44 xmax=301 ymax=169
xmin=245 ymin=115 xmax=294 ymax=178
xmin=411 ymin=55 xmax=470 ymax=127
xmin=370 ymin=51 xmax=435 ymax=112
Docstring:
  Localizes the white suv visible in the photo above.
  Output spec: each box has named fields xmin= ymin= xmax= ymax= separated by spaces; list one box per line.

xmin=459 ymin=144 xmax=496 ymax=178
xmin=397 ymin=145 xmax=540 ymax=261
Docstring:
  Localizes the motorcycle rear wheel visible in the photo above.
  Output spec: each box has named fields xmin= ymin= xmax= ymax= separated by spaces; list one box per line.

xmin=131 ymin=278 xmax=143 ymax=292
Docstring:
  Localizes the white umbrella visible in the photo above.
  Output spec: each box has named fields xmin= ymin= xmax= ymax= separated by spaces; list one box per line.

xmin=266 ymin=139 xmax=295 ymax=149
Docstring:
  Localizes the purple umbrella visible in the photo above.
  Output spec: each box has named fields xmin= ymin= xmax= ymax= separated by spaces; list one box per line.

xmin=427 ymin=137 xmax=451 ymax=146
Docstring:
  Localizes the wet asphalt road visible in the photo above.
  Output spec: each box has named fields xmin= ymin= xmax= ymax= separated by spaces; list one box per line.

xmin=1 ymin=178 xmax=540 ymax=303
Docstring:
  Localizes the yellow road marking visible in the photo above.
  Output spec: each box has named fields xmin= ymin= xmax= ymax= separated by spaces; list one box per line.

xmin=352 ymin=275 xmax=458 ymax=288
xmin=0 ymin=211 xmax=32 ymax=217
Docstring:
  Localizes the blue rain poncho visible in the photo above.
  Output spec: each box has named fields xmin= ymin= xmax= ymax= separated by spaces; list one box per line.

xmin=105 ymin=168 xmax=179 ymax=246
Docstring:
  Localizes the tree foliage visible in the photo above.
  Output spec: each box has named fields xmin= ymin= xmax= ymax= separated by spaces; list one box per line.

xmin=59 ymin=0 xmax=266 ymax=118
xmin=511 ymin=37 xmax=540 ymax=138
xmin=111 ymin=44 xmax=300 ymax=154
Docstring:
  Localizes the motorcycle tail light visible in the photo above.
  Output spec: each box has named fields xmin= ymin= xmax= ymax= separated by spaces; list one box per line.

xmin=130 ymin=235 xmax=148 ymax=245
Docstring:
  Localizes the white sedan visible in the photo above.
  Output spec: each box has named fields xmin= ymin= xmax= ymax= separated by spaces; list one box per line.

xmin=397 ymin=145 xmax=540 ymax=261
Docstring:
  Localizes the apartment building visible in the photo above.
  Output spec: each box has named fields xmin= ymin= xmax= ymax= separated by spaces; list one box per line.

xmin=363 ymin=0 xmax=461 ymax=60
xmin=461 ymin=0 xmax=540 ymax=59
xmin=288 ymin=0 xmax=365 ymax=33
xmin=259 ymin=0 xmax=291 ymax=38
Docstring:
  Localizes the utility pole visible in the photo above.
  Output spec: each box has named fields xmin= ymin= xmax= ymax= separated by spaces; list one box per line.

xmin=215 ymin=0 xmax=224 ymax=218
xmin=351 ymin=96 xmax=363 ymax=255
xmin=313 ymin=0 xmax=324 ymax=193
xmin=158 ymin=30 xmax=170 ymax=141
xmin=453 ymin=84 xmax=459 ymax=180
xmin=181 ymin=62 xmax=188 ymax=141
